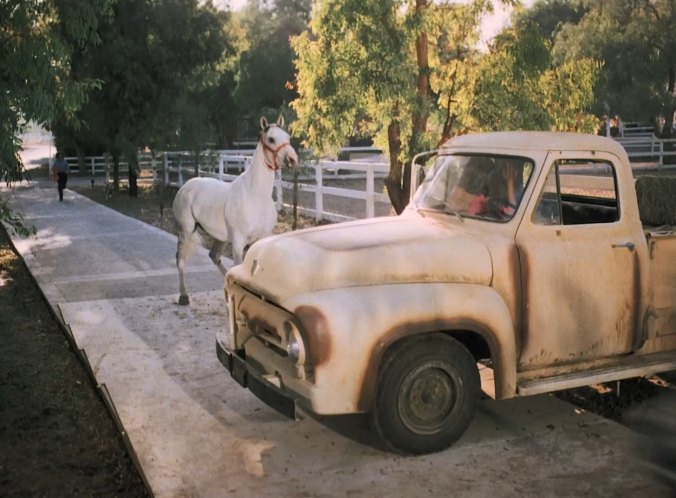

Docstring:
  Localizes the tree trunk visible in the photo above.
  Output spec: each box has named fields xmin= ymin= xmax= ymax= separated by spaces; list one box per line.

xmin=669 ymin=65 xmax=675 ymax=95
xmin=113 ymin=153 xmax=120 ymax=191
xmin=127 ymin=147 xmax=139 ymax=198
xmin=129 ymin=168 xmax=138 ymax=198
xmin=384 ymin=0 xmax=431 ymax=215
xmin=437 ymin=98 xmax=456 ymax=147
xmin=385 ymin=120 xmax=407 ymax=214
xmin=394 ymin=0 xmax=430 ymax=212
xmin=412 ymin=0 xmax=430 ymax=139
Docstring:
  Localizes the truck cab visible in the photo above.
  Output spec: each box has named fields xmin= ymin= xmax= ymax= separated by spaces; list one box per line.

xmin=217 ymin=131 xmax=676 ymax=454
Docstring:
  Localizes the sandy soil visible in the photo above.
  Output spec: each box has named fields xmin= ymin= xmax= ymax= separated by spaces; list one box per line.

xmin=0 ymin=227 xmax=149 ymax=497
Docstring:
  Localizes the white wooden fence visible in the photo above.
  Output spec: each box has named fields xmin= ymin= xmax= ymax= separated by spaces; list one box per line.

xmin=614 ymin=135 xmax=676 ymax=168
xmin=64 ymin=150 xmax=253 ymax=180
xmin=276 ymin=160 xmax=390 ymax=221
xmin=64 ymin=151 xmax=390 ymax=221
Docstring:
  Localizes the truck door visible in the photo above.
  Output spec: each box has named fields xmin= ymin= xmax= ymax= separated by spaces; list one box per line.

xmin=515 ymin=152 xmax=641 ymax=369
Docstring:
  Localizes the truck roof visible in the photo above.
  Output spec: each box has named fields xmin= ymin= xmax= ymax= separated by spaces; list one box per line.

xmin=440 ymin=131 xmax=628 ymax=158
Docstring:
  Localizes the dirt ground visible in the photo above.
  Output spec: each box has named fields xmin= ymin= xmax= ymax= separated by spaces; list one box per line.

xmin=0 ymin=226 xmax=149 ymax=496
xmin=1 ymin=171 xmax=674 ymax=495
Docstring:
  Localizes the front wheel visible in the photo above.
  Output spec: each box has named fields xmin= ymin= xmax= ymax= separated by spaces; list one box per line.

xmin=370 ymin=334 xmax=480 ymax=454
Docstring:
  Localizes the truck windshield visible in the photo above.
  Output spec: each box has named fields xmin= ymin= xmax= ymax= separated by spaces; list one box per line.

xmin=414 ymin=154 xmax=534 ymax=222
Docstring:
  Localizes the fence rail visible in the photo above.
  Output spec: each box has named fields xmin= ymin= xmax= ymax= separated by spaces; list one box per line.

xmin=276 ymin=160 xmax=390 ymax=221
xmin=614 ymin=134 xmax=676 ymax=167
xmin=64 ymin=150 xmax=390 ymax=221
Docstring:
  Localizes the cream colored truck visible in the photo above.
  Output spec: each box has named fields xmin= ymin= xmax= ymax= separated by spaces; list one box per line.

xmin=216 ymin=131 xmax=676 ymax=454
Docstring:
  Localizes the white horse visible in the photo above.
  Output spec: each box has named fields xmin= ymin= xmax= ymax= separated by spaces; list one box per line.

xmin=172 ymin=116 xmax=298 ymax=305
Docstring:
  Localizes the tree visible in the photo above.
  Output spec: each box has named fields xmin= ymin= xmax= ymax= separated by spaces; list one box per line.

xmin=552 ymin=0 xmax=676 ymax=121
xmin=429 ymin=2 xmax=491 ymax=143
xmin=54 ymin=0 xmax=232 ymax=194
xmin=233 ymin=0 xmax=311 ymax=136
xmin=458 ymin=20 xmax=601 ymax=133
xmin=1 ymin=0 xmax=111 ymax=234
xmin=292 ymin=0 xmax=504 ymax=213
xmin=515 ymin=0 xmax=586 ymax=42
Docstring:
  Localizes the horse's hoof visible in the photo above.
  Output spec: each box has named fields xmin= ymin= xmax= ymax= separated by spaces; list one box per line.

xmin=178 ymin=295 xmax=190 ymax=306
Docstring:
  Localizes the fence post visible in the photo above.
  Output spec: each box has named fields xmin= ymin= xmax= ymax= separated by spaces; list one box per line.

xmin=178 ymin=156 xmax=184 ymax=187
xmin=90 ymin=157 xmax=95 ymax=176
xmin=163 ymin=153 xmax=169 ymax=186
xmin=659 ymin=140 xmax=664 ymax=169
xmin=366 ymin=163 xmax=375 ymax=219
xmin=218 ymin=154 xmax=224 ymax=181
xmin=315 ymin=161 xmax=324 ymax=222
xmin=104 ymin=154 xmax=111 ymax=185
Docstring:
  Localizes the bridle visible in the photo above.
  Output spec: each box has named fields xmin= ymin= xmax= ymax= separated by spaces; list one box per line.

xmin=260 ymin=128 xmax=292 ymax=171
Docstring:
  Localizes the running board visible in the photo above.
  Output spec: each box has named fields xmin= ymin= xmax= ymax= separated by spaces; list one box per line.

xmin=517 ymin=353 xmax=676 ymax=396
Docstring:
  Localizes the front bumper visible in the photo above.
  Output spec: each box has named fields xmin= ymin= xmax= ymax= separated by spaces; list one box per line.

xmin=216 ymin=338 xmax=298 ymax=419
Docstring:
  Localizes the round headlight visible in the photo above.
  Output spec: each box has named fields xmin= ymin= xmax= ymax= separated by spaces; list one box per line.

xmin=285 ymin=322 xmax=305 ymax=365
xmin=287 ymin=338 xmax=301 ymax=362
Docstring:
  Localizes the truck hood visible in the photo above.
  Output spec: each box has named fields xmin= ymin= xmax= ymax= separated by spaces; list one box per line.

xmin=229 ymin=214 xmax=493 ymax=303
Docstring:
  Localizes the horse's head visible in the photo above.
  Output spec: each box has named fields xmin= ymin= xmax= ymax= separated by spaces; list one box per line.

xmin=259 ymin=116 xmax=299 ymax=171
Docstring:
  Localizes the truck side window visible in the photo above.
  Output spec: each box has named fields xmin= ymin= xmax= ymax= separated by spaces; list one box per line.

xmin=532 ymin=160 xmax=619 ymax=225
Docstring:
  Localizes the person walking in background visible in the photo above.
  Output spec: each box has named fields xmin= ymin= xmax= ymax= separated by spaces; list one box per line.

xmin=51 ymin=152 xmax=69 ymax=201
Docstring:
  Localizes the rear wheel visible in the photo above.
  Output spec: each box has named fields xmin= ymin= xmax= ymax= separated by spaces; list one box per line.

xmin=370 ymin=334 xmax=480 ymax=454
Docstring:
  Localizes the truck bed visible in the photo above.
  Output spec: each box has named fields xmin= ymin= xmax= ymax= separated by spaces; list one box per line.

xmin=643 ymin=227 xmax=676 ymax=351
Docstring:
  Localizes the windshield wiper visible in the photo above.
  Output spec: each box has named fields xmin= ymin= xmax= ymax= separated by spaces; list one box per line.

xmin=415 ymin=203 xmax=464 ymax=222
xmin=442 ymin=203 xmax=464 ymax=222
xmin=447 ymin=210 xmax=464 ymax=223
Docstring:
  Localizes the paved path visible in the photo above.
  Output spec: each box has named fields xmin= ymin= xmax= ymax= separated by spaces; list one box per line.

xmin=2 ymin=145 xmax=671 ymax=497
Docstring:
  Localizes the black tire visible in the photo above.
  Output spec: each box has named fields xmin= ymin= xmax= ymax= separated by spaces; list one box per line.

xmin=370 ymin=334 xmax=480 ymax=455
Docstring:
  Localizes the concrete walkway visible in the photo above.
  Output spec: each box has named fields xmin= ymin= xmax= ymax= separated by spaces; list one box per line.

xmin=2 ymin=146 xmax=671 ymax=497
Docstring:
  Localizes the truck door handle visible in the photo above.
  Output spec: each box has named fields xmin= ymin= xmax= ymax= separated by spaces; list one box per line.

xmin=612 ymin=242 xmax=635 ymax=251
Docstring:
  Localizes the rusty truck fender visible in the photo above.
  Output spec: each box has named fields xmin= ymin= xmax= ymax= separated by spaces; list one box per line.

xmin=282 ymin=282 xmax=517 ymax=414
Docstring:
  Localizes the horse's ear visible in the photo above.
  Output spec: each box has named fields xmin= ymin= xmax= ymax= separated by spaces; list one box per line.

xmin=277 ymin=115 xmax=285 ymax=128
xmin=260 ymin=117 xmax=268 ymax=130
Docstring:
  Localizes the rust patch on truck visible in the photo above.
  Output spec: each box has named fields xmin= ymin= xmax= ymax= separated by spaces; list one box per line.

xmin=356 ymin=317 xmax=505 ymax=411
xmin=294 ymin=305 xmax=333 ymax=367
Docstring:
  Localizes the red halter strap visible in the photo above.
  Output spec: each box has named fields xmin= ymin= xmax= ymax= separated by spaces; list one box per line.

xmin=260 ymin=135 xmax=291 ymax=171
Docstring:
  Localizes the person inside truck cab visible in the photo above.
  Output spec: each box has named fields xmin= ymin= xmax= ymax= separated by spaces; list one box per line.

xmin=449 ymin=157 xmax=523 ymax=220
xmin=480 ymin=159 xmax=523 ymax=218
xmin=446 ymin=156 xmax=492 ymax=211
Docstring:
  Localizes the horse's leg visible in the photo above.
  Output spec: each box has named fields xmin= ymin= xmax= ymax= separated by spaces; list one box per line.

xmin=209 ymin=240 xmax=228 ymax=276
xmin=230 ymin=233 xmax=246 ymax=266
xmin=176 ymin=235 xmax=190 ymax=306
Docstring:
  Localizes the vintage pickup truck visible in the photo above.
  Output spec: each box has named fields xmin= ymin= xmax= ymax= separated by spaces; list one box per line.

xmin=216 ymin=131 xmax=676 ymax=454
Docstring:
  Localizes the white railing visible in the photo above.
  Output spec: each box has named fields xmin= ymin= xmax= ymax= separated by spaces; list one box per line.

xmin=161 ymin=150 xmax=254 ymax=187
xmin=619 ymin=122 xmax=655 ymax=137
xmin=65 ymin=150 xmax=391 ymax=221
xmin=64 ymin=149 xmax=254 ymax=182
xmin=275 ymin=160 xmax=390 ymax=221
xmin=614 ymin=135 xmax=676 ymax=168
